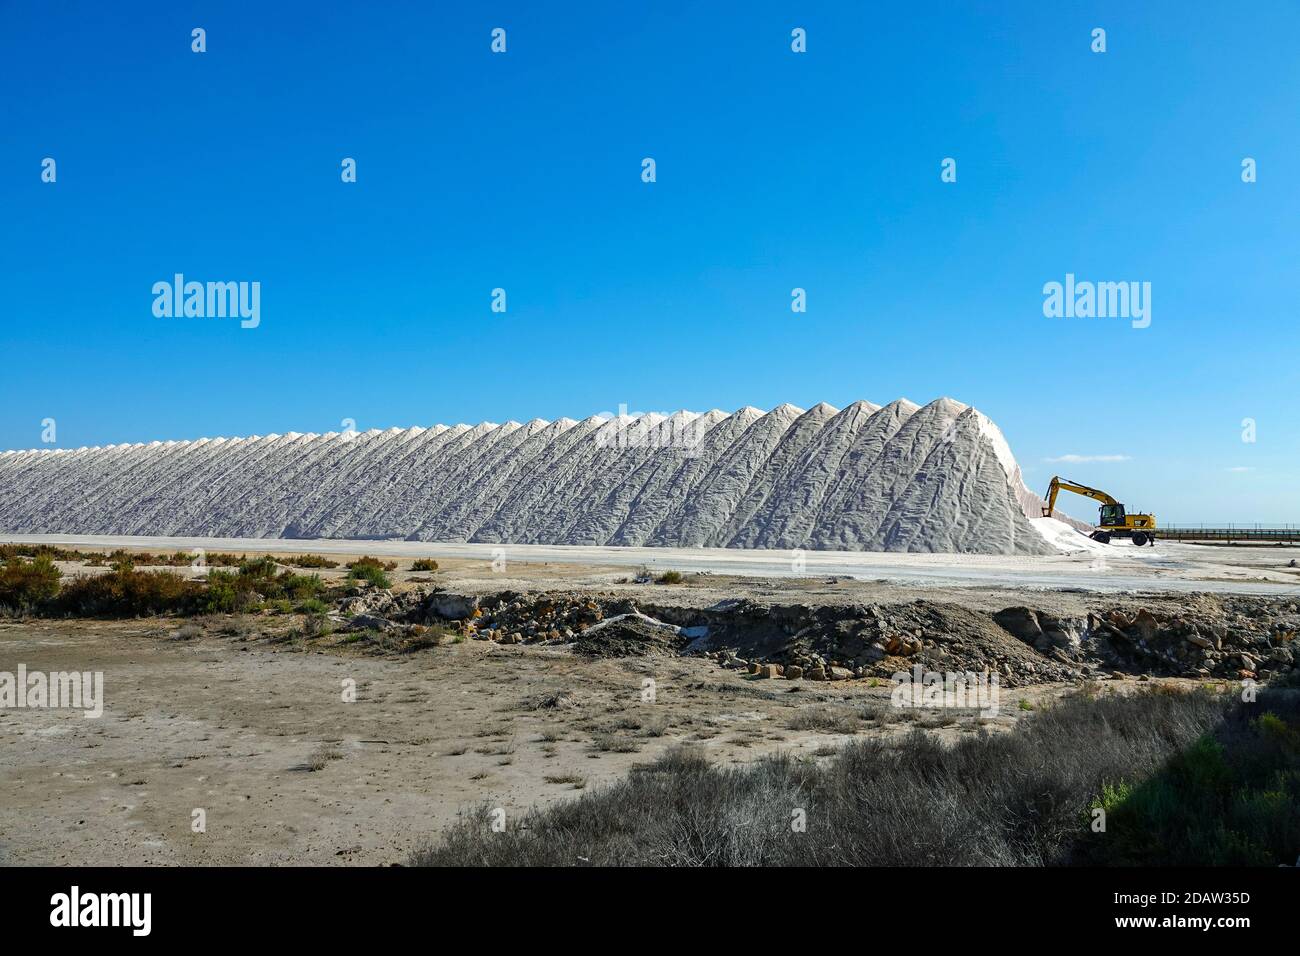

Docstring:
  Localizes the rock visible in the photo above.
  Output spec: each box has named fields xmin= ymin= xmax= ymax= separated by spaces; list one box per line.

xmin=1096 ymin=620 xmax=1128 ymax=641
xmin=748 ymin=661 xmax=762 ymax=675
xmin=758 ymin=664 xmax=783 ymax=679
xmin=994 ymin=607 xmax=1043 ymax=643
xmin=1187 ymin=634 xmax=1213 ymax=649
xmin=1036 ymin=627 xmax=1075 ymax=651
xmin=828 ymin=666 xmax=853 ymax=681
xmin=785 ymin=665 xmax=804 ymax=680
xmin=1131 ymin=608 xmax=1159 ymax=642
xmin=426 ymin=592 xmax=480 ymax=621
xmin=806 ymin=666 xmax=827 ymax=681
xmin=349 ymin=613 xmax=393 ymax=631
xmin=857 ymin=644 xmax=886 ymax=664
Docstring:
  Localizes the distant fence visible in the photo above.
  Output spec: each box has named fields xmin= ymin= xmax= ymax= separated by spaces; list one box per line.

xmin=1156 ymin=526 xmax=1300 ymax=544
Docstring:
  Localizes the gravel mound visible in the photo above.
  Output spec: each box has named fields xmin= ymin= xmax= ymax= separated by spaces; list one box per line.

xmin=572 ymin=614 xmax=685 ymax=658
xmin=418 ymin=589 xmax=1300 ymax=686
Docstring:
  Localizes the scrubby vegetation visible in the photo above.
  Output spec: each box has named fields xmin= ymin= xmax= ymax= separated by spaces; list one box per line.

xmin=411 ymin=558 xmax=440 ymax=572
xmin=102 ymin=549 xmax=243 ymax=567
xmin=785 ymin=706 xmax=862 ymax=734
xmin=0 ymin=543 xmax=246 ymax=568
xmin=1 ymin=543 xmax=107 ymax=564
xmin=655 ymin=570 xmax=684 ymax=585
xmin=0 ymin=550 xmax=335 ymax=618
xmin=346 ymin=556 xmax=394 ymax=589
xmin=55 ymin=564 xmax=200 ymax=617
xmin=411 ymin=686 xmax=1300 ymax=867
xmin=197 ymin=558 xmax=325 ymax=614
xmin=280 ymin=554 xmax=341 ymax=569
xmin=347 ymin=556 xmax=397 ymax=571
xmin=0 ymin=555 xmax=62 ymax=610
xmin=1075 ymin=698 xmax=1300 ymax=865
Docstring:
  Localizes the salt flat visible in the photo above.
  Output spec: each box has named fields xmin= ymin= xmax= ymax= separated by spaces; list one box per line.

xmin=4 ymin=532 xmax=1298 ymax=596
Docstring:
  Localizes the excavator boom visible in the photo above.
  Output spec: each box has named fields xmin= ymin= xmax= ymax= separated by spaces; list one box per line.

xmin=1043 ymin=477 xmax=1119 ymax=516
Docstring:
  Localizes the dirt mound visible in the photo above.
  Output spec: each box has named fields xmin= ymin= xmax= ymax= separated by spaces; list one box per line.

xmin=691 ymin=599 xmax=1081 ymax=686
xmin=414 ymin=587 xmax=1300 ymax=687
xmin=573 ymin=614 xmax=684 ymax=658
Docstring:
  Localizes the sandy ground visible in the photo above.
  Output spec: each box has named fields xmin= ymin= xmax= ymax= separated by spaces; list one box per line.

xmin=0 ymin=615 xmax=1068 ymax=866
xmin=1 ymin=537 xmax=1289 ymax=866
xmin=5 ymin=533 xmax=1300 ymax=596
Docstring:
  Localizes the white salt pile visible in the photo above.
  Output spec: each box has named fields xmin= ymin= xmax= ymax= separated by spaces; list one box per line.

xmin=0 ymin=398 xmax=1079 ymax=555
xmin=1028 ymin=516 xmax=1113 ymax=554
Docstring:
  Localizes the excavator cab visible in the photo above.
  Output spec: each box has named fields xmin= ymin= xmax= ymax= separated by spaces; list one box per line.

xmin=1098 ymin=503 xmax=1125 ymax=527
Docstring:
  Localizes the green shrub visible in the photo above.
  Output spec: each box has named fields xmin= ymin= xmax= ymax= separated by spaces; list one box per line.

xmin=347 ymin=557 xmax=393 ymax=589
xmin=278 ymin=573 xmax=325 ymax=600
xmin=347 ymin=555 xmax=396 ymax=571
xmin=55 ymin=567 xmax=199 ymax=617
xmin=411 ymin=558 xmax=440 ymax=572
xmin=237 ymin=556 xmax=281 ymax=580
xmin=282 ymin=554 xmax=340 ymax=569
xmin=0 ymin=543 xmax=88 ymax=563
xmin=0 ymin=555 xmax=62 ymax=610
xmin=195 ymin=570 xmax=258 ymax=615
xmin=1077 ymin=701 xmax=1300 ymax=866
xmin=655 ymin=570 xmax=684 ymax=585
xmin=192 ymin=559 xmax=326 ymax=607
xmin=108 ymin=549 xmax=153 ymax=567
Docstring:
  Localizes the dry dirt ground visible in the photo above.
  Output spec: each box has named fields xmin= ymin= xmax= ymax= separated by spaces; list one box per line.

xmin=0 ymin=612 xmax=1074 ymax=866
xmin=1 ymin=546 xmax=1273 ymax=866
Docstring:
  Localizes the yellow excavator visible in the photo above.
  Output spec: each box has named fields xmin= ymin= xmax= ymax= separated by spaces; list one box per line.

xmin=1042 ymin=476 xmax=1157 ymax=546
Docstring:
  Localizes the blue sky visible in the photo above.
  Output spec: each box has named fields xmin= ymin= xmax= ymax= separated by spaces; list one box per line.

xmin=2 ymin=1 xmax=1297 ymax=524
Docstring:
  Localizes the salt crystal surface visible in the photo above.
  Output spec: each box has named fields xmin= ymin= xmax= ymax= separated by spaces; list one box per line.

xmin=0 ymin=399 xmax=1075 ymax=554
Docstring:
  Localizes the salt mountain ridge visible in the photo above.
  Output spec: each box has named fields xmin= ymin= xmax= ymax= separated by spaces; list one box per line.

xmin=0 ymin=398 xmax=1064 ymax=555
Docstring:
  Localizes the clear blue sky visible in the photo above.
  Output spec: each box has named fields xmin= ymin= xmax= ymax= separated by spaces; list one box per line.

xmin=2 ymin=1 xmax=1297 ymax=524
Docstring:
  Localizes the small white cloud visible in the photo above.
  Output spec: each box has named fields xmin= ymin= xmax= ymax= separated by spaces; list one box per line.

xmin=1225 ymin=466 xmax=1254 ymax=473
xmin=1044 ymin=454 xmax=1132 ymax=463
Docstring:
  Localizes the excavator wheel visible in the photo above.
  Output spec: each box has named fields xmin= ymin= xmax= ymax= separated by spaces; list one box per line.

xmin=1091 ymin=531 xmax=1112 ymax=544
xmin=1132 ymin=532 xmax=1149 ymax=547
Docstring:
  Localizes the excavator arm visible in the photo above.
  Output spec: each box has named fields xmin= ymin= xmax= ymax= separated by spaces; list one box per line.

xmin=1042 ymin=476 xmax=1119 ymax=518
